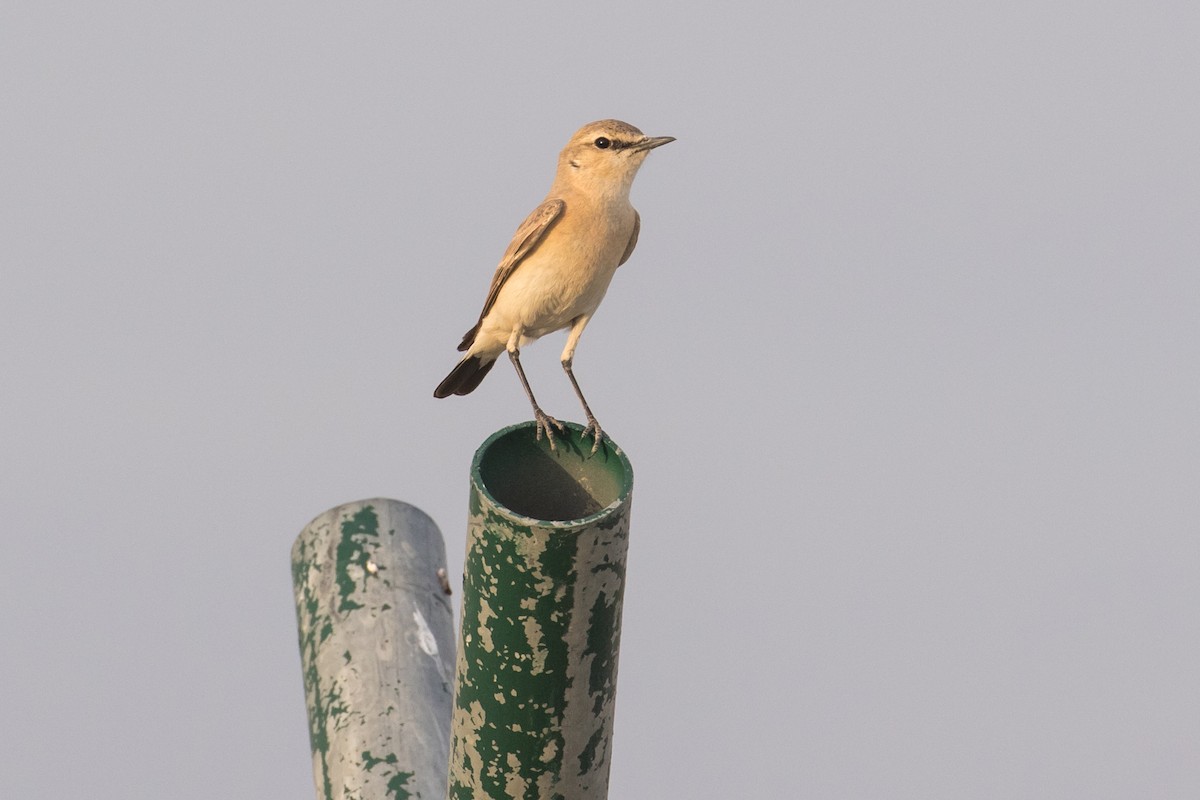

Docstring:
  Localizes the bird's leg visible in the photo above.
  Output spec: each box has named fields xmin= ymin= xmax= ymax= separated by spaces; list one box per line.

xmin=562 ymin=357 xmax=604 ymax=455
xmin=507 ymin=343 xmax=565 ymax=450
xmin=560 ymin=316 xmax=604 ymax=454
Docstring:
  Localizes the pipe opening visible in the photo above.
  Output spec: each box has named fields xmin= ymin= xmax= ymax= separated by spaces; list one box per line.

xmin=474 ymin=422 xmax=632 ymax=523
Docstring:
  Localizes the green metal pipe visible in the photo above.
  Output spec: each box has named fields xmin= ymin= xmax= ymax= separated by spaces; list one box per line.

xmin=447 ymin=422 xmax=635 ymax=800
xmin=292 ymin=498 xmax=456 ymax=800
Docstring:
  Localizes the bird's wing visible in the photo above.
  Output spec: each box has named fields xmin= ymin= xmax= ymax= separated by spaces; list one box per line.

xmin=457 ymin=198 xmax=565 ymax=351
xmin=618 ymin=210 xmax=641 ymax=266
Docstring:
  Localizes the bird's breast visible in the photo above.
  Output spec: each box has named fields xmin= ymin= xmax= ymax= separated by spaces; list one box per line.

xmin=488 ymin=203 xmax=635 ymax=338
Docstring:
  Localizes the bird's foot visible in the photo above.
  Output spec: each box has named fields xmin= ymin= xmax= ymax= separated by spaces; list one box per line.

xmin=534 ymin=408 xmax=567 ymax=451
xmin=582 ymin=415 xmax=605 ymax=456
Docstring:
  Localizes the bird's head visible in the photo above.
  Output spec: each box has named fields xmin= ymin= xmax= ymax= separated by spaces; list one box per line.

xmin=555 ymin=119 xmax=674 ymax=197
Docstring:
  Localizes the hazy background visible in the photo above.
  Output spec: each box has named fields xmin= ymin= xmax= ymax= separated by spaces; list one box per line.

xmin=3 ymin=3 xmax=1197 ymax=797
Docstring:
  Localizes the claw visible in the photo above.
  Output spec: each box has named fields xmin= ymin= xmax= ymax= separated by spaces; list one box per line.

xmin=534 ymin=409 xmax=566 ymax=451
xmin=582 ymin=416 xmax=604 ymax=456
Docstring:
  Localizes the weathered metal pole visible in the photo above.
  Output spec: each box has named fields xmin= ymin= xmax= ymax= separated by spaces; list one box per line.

xmin=447 ymin=422 xmax=635 ymax=800
xmin=292 ymin=498 xmax=456 ymax=800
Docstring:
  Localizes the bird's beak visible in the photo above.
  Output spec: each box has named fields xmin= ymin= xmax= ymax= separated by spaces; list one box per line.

xmin=633 ymin=135 xmax=676 ymax=152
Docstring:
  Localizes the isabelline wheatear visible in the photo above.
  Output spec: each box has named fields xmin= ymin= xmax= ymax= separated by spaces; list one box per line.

xmin=434 ymin=119 xmax=674 ymax=453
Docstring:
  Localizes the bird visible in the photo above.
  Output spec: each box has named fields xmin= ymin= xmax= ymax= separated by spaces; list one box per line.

xmin=433 ymin=119 xmax=674 ymax=453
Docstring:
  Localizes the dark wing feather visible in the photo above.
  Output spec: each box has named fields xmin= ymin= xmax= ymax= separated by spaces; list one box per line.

xmin=457 ymin=199 xmax=565 ymax=351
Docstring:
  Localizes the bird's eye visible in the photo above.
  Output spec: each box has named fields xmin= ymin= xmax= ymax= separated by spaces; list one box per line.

xmin=594 ymin=137 xmax=611 ymax=149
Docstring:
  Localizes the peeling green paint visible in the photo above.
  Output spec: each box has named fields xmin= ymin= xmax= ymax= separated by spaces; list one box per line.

xmin=386 ymin=771 xmax=414 ymax=799
xmin=293 ymin=526 xmax=337 ymax=800
xmin=448 ymin=422 xmax=633 ymax=800
xmin=362 ymin=750 xmax=399 ymax=771
xmin=578 ymin=727 xmax=605 ymax=775
xmin=335 ymin=505 xmax=380 ymax=613
xmin=584 ymin=591 xmax=619 ymax=714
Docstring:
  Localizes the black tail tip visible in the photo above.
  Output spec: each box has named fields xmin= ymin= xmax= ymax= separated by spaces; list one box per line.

xmin=434 ymin=355 xmax=496 ymax=398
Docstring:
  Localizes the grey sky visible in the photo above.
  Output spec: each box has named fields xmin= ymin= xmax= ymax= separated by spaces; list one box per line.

xmin=2 ymin=3 xmax=1198 ymax=798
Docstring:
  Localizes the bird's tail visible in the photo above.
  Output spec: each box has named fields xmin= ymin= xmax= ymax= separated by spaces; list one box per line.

xmin=434 ymin=354 xmax=497 ymax=398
